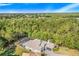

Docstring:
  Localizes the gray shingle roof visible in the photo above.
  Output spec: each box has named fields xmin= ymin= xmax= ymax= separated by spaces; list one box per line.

xmin=20 ymin=39 xmax=54 ymax=52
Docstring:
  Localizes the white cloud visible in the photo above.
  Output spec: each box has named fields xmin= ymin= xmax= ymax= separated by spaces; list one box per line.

xmin=0 ymin=10 xmax=17 ymax=13
xmin=0 ymin=3 xmax=11 ymax=6
xmin=0 ymin=10 xmax=53 ymax=13
xmin=54 ymin=3 xmax=79 ymax=13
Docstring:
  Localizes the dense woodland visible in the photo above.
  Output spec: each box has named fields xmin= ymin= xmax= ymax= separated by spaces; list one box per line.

xmin=0 ymin=13 xmax=79 ymax=55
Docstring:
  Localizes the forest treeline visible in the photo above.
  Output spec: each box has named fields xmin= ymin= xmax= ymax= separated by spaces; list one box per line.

xmin=0 ymin=13 xmax=79 ymax=51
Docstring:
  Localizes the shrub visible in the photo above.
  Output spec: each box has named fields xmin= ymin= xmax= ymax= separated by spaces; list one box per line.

xmin=15 ymin=45 xmax=29 ymax=56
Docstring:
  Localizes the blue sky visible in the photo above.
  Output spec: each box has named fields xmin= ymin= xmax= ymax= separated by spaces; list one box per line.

xmin=0 ymin=3 xmax=79 ymax=13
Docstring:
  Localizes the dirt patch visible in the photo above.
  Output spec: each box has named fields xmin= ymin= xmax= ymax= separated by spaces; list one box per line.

xmin=54 ymin=47 xmax=79 ymax=56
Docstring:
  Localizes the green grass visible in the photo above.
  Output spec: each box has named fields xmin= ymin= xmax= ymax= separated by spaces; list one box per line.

xmin=0 ymin=48 xmax=17 ymax=56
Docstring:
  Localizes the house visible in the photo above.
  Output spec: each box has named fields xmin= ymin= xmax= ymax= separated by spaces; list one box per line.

xmin=18 ymin=38 xmax=63 ymax=56
xmin=19 ymin=39 xmax=55 ymax=53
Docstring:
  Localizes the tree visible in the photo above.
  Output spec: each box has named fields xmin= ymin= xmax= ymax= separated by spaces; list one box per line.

xmin=0 ymin=37 xmax=7 ymax=49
